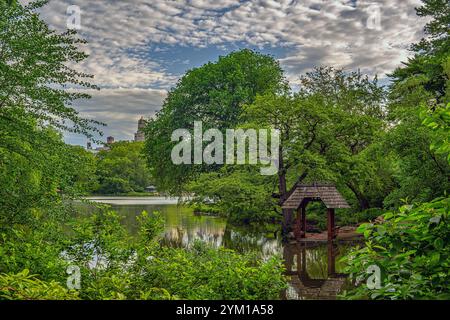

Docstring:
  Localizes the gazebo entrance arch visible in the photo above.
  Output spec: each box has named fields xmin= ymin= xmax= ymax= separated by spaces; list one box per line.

xmin=282 ymin=183 xmax=350 ymax=241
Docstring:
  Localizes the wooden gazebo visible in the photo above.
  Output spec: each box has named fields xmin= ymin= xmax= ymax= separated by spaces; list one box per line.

xmin=282 ymin=183 xmax=350 ymax=241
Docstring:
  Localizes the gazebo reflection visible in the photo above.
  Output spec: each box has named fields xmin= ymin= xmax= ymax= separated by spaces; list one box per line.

xmin=282 ymin=242 xmax=348 ymax=300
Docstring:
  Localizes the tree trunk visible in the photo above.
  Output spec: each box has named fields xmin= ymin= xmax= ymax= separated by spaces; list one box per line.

xmin=347 ymin=183 xmax=370 ymax=211
xmin=278 ymin=146 xmax=292 ymax=235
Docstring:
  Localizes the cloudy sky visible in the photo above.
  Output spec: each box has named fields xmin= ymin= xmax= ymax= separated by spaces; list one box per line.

xmin=35 ymin=0 xmax=426 ymax=146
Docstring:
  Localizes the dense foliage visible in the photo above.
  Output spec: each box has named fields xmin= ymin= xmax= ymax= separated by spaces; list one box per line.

xmin=0 ymin=0 xmax=448 ymax=301
xmin=342 ymin=198 xmax=449 ymax=299
xmin=143 ymin=49 xmax=286 ymax=194
xmin=0 ymin=269 xmax=79 ymax=300
xmin=95 ymin=141 xmax=152 ymax=194
xmin=0 ymin=1 xmax=287 ymax=300
xmin=341 ymin=0 xmax=450 ymax=299
xmin=384 ymin=0 xmax=449 ymax=207
xmin=0 ymin=209 xmax=286 ymax=300
xmin=143 ymin=0 xmax=449 ymax=231
xmin=0 ymin=0 xmax=100 ymax=226
xmin=188 ymin=166 xmax=279 ymax=223
xmin=139 ymin=243 xmax=286 ymax=300
xmin=185 ymin=67 xmax=391 ymax=226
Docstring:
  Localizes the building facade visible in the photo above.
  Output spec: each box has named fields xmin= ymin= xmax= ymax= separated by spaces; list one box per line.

xmin=134 ymin=116 xmax=146 ymax=142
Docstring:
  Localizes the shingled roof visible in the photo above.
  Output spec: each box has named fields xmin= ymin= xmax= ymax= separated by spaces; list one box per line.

xmin=282 ymin=183 xmax=350 ymax=209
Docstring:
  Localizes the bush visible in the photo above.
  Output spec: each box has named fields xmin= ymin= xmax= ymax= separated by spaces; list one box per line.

xmin=138 ymin=241 xmax=286 ymax=300
xmin=187 ymin=167 xmax=279 ymax=225
xmin=0 ymin=269 xmax=79 ymax=300
xmin=2 ymin=208 xmax=287 ymax=300
xmin=341 ymin=197 xmax=449 ymax=299
xmin=339 ymin=208 xmax=386 ymax=226
xmin=304 ymin=204 xmax=384 ymax=232
xmin=97 ymin=177 xmax=132 ymax=194
xmin=0 ymin=222 xmax=69 ymax=283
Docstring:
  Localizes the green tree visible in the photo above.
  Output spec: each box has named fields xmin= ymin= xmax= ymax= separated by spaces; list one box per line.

xmin=60 ymin=145 xmax=98 ymax=195
xmin=384 ymin=0 xmax=450 ymax=207
xmin=96 ymin=141 xmax=152 ymax=194
xmin=0 ymin=0 xmax=101 ymax=226
xmin=391 ymin=0 xmax=449 ymax=101
xmin=144 ymin=49 xmax=286 ymax=194
xmin=0 ymin=1 xmax=102 ymax=140
xmin=343 ymin=3 xmax=450 ymax=295
xmin=0 ymin=124 xmax=96 ymax=226
xmin=242 ymin=68 xmax=389 ymax=226
xmin=186 ymin=67 xmax=390 ymax=226
xmin=0 ymin=0 xmax=289 ymax=302
xmin=421 ymin=103 xmax=450 ymax=162
xmin=188 ymin=165 xmax=279 ymax=224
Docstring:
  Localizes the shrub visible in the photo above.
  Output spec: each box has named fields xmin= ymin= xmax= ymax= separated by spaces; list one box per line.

xmin=341 ymin=197 xmax=449 ymax=299
xmin=6 ymin=208 xmax=287 ymax=300
xmin=138 ymin=241 xmax=286 ymax=300
xmin=0 ymin=269 xmax=78 ymax=300
xmin=339 ymin=208 xmax=386 ymax=226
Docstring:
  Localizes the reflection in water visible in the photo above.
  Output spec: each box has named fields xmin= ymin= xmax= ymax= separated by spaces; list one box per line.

xmin=76 ymin=199 xmax=357 ymax=300
xmin=222 ymin=227 xmax=282 ymax=257
xmin=282 ymin=243 xmax=353 ymax=300
xmin=162 ymin=225 xmax=225 ymax=248
xmin=78 ymin=202 xmax=228 ymax=246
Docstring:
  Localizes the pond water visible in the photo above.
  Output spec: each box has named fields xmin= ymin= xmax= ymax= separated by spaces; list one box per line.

xmin=78 ymin=196 xmax=358 ymax=300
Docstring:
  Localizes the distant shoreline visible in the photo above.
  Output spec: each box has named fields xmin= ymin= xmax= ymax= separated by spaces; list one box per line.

xmin=81 ymin=195 xmax=191 ymax=205
xmin=87 ymin=192 xmax=162 ymax=198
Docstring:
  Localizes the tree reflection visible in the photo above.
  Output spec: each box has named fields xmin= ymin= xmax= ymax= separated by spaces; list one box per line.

xmin=283 ymin=242 xmax=354 ymax=300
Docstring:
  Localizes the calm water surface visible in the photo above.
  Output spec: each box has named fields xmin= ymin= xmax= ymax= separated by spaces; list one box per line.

xmin=78 ymin=196 xmax=357 ymax=300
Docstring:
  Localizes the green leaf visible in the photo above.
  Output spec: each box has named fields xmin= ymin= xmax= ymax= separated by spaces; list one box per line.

xmin=434 ymin=238 xmax=444 ymax=250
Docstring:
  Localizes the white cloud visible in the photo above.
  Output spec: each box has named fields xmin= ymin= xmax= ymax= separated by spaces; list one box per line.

xmin=32 ymin=0 xmax=426 ymax=144
xmin=37 ymin=0 xmax=425 ymax=84
xmin=67 ymin=88 xmax=166 ymax=145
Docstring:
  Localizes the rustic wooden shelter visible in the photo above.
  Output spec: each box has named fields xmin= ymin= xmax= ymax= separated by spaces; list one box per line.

xmin=282 ymin=183 xmax=350 ymax=241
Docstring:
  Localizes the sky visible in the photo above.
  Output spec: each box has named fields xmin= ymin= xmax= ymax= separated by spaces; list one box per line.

xmin=34 ymin=0 xmax=426 ymax=147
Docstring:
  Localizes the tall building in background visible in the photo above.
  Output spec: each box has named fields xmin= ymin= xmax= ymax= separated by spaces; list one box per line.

xmin=134 ymin=116 xmax=146 ymax=142
xmin=87 ymin=117 xmax=146 ymax=153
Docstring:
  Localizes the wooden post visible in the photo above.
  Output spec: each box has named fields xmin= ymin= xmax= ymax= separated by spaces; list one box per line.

xmin=327 ymin=242 xmax=336 ymax=276
xmin=283 ymin=245 xmax=293 ymax=273
xmin=301 ymin=204 xmax=306 ymax=238
xmin=300 ymin=244 xmax=307 ymax=274
xmin=295 ymin=206 xmax=302 ymax=232
xmin=327 ymin=208 xmax=335 ymax=241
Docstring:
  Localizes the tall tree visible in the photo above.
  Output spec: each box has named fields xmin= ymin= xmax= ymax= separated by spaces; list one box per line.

xmin=96 ymin=141 xmax=152 ymax=194
xmin=144 ymin=49 xmax=286 ymax=194
xmin=385 ymin=0 xmax=450 ymax=207
xmin=245 ymin=67 xmax=387 ymax=213
xmin=391 ymin=0 xmax=449 ymax=101
xmin=0 ymin=1 xmax=101 ymax=225
xmin=0 ymin=0 xmax=102 ymax=140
